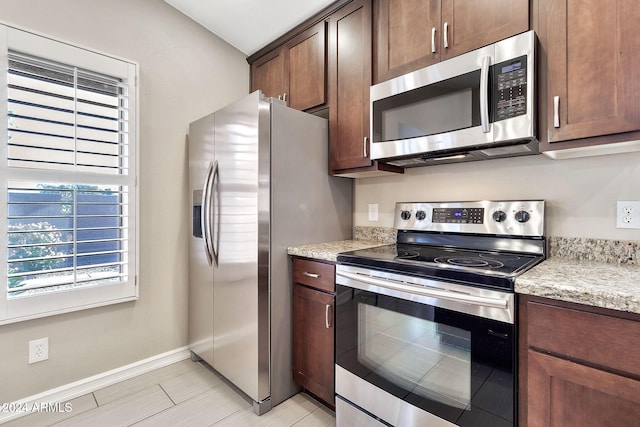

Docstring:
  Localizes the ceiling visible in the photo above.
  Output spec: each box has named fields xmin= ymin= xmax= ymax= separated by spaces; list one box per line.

xmin=164 ymin=0 xmax=336 ymax=56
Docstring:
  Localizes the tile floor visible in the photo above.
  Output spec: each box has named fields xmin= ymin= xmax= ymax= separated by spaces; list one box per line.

xmin=4 ymin=359 xmax=336 ymax=427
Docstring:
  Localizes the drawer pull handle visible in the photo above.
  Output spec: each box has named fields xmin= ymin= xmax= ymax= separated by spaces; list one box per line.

xmin=303 ymin=272 xmax=320 ymax=278
xmin=553 ymin=95 xmax=560 ymax=128
xmin=443 ymin=22 xmax=449 ymax=49
xmin=325 ymin=304 xmax=331 ymax=328
xmin=431 ymin=27 xmax=436 ymax=53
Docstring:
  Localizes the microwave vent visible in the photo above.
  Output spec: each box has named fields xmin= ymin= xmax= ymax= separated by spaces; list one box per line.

xmin=479 ymin=144 xmax=534 ymax=157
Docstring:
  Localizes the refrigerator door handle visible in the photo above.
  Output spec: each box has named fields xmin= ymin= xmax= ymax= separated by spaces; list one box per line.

xmin=211 ymin=161 xmax=220 ymax=267
xmin=201 ymin=161 xmax=214 ymax=266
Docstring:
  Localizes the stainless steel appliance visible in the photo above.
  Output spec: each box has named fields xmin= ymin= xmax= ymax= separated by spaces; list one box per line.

xmin=335 ymin=200 xmax=545 ymax=426
xmin=188 ymin=91 xmax=353 ymax=415
xmin=370 ymin=31 xmax=536 ymax=167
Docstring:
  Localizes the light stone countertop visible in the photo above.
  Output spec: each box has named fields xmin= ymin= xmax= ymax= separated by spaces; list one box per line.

xmin=515 ymin=258 xmax=640 ymax=314
xmin=288 ymin=230 xmax=640 ymax=315
xmin=287 ymin=240 xmax=385 ymax=262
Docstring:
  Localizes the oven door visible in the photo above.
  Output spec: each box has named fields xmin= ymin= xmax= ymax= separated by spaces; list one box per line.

xmin=335 ymin=266 xmax=516 ymax=427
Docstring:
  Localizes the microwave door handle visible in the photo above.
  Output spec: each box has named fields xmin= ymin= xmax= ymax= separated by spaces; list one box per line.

xmin=480 ymin=56 xmax=491 ymax=133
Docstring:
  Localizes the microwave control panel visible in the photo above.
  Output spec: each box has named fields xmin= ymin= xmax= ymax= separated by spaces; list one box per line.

xmin=493 ymin=55 xmax=527 ymax=121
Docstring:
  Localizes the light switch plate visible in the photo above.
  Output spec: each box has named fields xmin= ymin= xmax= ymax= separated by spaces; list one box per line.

xmin=616 ymin=201 xmax=640 ymax=229
xmin=368 ymin=203 xmax=379 ymax=221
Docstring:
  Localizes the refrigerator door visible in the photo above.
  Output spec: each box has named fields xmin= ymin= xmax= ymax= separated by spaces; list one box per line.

xmin=212 ymin=91 xmax=270 ymax=407
xmin=188 ymin=112 xmax=215 ymax=366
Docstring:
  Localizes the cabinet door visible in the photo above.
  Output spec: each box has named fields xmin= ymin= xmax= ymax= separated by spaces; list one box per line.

xmin=292 ymin=284 xmax=335 ymax=405
xmin=441 ymin=0 xmax=529 ymax=60
xmin=285 ymin=21 xmax=327 ymax=111
xmin=373 ymin=0 xmax=441 ymax=83
xmin=538 ymin=0 xmax=640 ymax=145
xmin=328 ymin=0 xmax=373 ymax=171
xmin=250 ymin=48 xmax=285 ymax=100
xmin=527 ymin=350 xmax=640 ymax=426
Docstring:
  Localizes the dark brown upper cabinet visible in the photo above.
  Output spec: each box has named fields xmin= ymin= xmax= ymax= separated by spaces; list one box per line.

xmin=250 ymin=21 xmax=327 ymax=112
xmin=535 ymin=0 xmax=640 ymax=156
xmin=373 ymin=0 xmax=529 ymax=84
xmin=328 ymin=0 xmax=403 ymax=176
xmin=251 ymin=48 xmax=285 ymax=101
xmin=328 ymin=0 xmax=372 ymax=172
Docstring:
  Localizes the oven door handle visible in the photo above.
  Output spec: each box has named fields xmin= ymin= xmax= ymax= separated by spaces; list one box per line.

xmin=336 ymin=271 xmax=508 ymax=309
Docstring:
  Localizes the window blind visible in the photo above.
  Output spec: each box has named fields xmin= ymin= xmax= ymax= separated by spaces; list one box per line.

xmin=5 ymin=51 xmax=132 ymax=299
xmin=7 ymin=52 xmax=129 ymax=174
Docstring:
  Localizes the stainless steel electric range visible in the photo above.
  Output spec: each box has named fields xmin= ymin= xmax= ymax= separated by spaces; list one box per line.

xmin=335 ymin=200 xmax=545 ymax=427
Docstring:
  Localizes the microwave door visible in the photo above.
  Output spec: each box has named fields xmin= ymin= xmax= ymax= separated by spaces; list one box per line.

xmin=370 ymin=44 xmax=495 ymax=162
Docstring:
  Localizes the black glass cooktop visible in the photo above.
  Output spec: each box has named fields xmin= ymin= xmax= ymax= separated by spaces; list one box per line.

xmin=337 ymin=243 xmax=544 ymax=291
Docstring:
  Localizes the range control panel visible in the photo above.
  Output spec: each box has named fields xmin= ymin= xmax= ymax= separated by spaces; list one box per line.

xmin=432 ymin=207 xmax=485 ymax=224
xmin=394 ymin=200 xmax=545 ymax=237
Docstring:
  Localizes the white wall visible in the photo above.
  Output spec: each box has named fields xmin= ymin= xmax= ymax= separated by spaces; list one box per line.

xmin=355 ymin=150 xmax=640 ymax=240
xmin=0 ymin=0 xmax=248 ymax=401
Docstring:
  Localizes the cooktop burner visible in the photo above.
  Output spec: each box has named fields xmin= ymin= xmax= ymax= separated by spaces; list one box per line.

xmin=433 ymin=256 xmax=505 ymax=269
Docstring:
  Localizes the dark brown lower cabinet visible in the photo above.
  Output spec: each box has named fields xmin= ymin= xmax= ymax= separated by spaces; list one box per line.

xmin=292 ymin=258 xmax=335 ymax=407
xmin=519 ymin=295 xmax=640 ymax=426
xmin=527 ymin=350 xmax=640 ymax=426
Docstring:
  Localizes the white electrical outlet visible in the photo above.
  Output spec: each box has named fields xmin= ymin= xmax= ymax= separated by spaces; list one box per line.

xmin=616 ymin=201 xmax=640 ymax=229
xmin=368 ymin=203 xmax=379 ymax=221
xmin=28 ymin=337 xmax=49 ymax=364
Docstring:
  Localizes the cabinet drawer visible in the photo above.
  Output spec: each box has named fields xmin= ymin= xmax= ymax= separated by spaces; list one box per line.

xmin=293 ymin=258 xmax=335 ymax=293
xmin=527 ymin=300 xmax=640 ymax=377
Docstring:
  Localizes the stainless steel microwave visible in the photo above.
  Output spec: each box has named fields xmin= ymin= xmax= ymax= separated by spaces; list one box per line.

xmin=370 ymin=31 xmax=536 ymax=167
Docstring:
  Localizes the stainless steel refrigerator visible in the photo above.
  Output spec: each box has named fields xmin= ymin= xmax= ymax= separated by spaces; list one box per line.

xmin=188 ymin=91 xmax=353 ymax=414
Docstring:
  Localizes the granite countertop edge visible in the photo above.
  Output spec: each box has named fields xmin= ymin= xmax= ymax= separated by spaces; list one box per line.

xmin=515 ymin=257 xmax=640 ymax=314
xmin=287 ymin=239 xmax=385 ymax=262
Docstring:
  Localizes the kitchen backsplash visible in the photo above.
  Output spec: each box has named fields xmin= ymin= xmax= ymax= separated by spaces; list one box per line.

xmin=549 ymin=237 xmax=638 ymax=266
xmin=354 ymin=226 xmax=639 ymax=266
xmin=354 ymin=226 xmax=396 ymax=244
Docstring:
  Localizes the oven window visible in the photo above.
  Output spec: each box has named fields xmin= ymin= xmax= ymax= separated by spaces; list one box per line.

xmin=358 ymin=303 xmax=471 ymax=409
xmin=336 ymin=285 xmax=515 ymax=426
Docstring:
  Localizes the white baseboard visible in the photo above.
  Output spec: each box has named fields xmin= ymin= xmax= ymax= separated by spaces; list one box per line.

xmin=0 ymin=346 xmax=191 ymax=424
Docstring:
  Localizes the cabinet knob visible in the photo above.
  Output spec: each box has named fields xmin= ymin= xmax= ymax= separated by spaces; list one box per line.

xmin=303 ymin=271 xmax=320 ymax=278
xmin=553 ymin=96 xmax=560 ymax=128
xmin=363 ymin=136 xmax=368 ymax=158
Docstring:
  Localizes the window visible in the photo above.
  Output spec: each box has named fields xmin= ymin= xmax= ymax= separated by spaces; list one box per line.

xmin=0 ymin=25 xmax=138 ymax=324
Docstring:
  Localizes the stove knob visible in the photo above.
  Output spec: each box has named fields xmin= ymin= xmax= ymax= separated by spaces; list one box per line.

xmin=415 ymin=210 xmax=426 ymax=220
xmin=400 ymin=210 xmax=412 ymax=220
xmin=492 ymin=210 xmax=507 ymax=222
xmin=515 ymin=210 xmax=531 ymax=223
